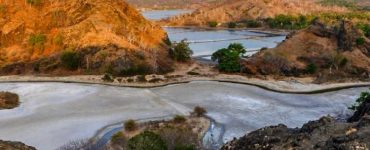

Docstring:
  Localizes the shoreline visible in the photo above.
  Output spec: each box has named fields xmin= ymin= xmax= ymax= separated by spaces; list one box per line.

xmin=0 ymin=75 xmax=368 ymax=94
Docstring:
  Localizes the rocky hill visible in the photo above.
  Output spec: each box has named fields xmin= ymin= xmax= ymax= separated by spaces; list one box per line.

xmin=221 ymin=89 xmax=370 ymax=150
xmin=241 ymin=19 xmax=370 ymax=82
xmin=0 ymin=140 xmax=36 ymax=150
xmin=0 ymin=0 xmax=173 ymax=75
xmin=161 ymin=0 xmax=348 ymax=26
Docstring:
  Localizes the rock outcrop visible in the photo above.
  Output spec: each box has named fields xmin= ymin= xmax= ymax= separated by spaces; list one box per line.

xmin=222 ymin=116 xmax=370 ymax=150
xmin=0 ymin=0 xmax=173 ymax=75
xmin=241 ymin=20 xmax=370 ymax=81
xmin=0 ymin=140 xmax=36 ymax=150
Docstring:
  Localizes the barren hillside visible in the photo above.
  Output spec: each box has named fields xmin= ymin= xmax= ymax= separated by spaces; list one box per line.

xmin=161 ymin=0 xmax=348 ymax=26
xmin=126 ymin=0 xmax=225 ymax=10
xmin=0 ymin=0 xmax=173 ymax=75
xmin=241 ymin=19 xmax=370 ymax=82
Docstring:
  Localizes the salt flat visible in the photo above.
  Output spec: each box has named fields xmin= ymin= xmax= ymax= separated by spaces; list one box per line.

xmin=0 ymin=82 xmax=367 ymax=149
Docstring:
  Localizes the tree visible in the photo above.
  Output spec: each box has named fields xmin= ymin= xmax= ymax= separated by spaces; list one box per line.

xmin=127 ymin=131 xmax=167 ymax=150
xmin=211 ymin=43 xmax=246 ymax=72
xmin=124 ymin=119 xmax=138 ymax=132
xmin=172 ymin=39 xmax=193 ymax=62
xmin=192 ymin=106 xmax=207 ymax=117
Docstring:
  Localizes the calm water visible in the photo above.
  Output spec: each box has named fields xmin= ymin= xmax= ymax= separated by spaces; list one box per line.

xmin=143 ymin=10 xmax=286 ymax=57
xmin=142 ymin=9 xmax=192 ymax=20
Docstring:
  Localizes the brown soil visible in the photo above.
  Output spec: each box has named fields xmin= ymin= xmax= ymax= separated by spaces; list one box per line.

xmin=0 ymin=140 xmax=36 ymax=150
xmin=0 ymin=0 xmax=173 ymax=75
xmin=0 ymin=91 xmax=19 ymax=109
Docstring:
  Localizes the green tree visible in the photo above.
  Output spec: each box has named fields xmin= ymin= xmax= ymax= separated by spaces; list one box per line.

xmin=212 ymin=43 xmax=246 ymax=72
xmin=228 ymin=22 xmax=237 ymax=28
xmin=124 ymin=119 xmax=138 ymax=132
xmin=349 ymin=89 xmax=370 ymax=111
xmin=208 ymin=21 xmax=218 ymax=27
xmin=172 ymin=39 xmax=193 ymax=62
xmin=60 ymin=50 xmax=81 ymax=70
xmin=128 ymin=131 xmax=167 ymax=150
xmin=305 ymin=63 xmax=317 ymax=74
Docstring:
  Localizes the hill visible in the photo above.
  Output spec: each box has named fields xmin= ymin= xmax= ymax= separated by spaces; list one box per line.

xmin=161 ymin=0 xmax=348 ymax=27
xmin=126 ymin=0 xmax=225 ymax=10
xmin=241 ymin=19 xmax=370 ymax=82
xmin=0 ymin=0 xmax=173 ymax=75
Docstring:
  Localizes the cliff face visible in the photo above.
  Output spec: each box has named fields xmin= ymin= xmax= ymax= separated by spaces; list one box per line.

xmin=0 ymin=0 xmax=173 ymax=75
xmin=241 ymin=20 xmax=370 ymax=81
xmin=161 ymin=0 xmax=347 ymax=26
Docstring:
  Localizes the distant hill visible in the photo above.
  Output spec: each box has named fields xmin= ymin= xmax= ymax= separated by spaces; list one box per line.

xmin=161 ymin=0 xmax=348 ymax=26
xmin=0 ymin=0 xmax=173 ymax=75
xmin=126 ymin=0 xmax=226 ymax=10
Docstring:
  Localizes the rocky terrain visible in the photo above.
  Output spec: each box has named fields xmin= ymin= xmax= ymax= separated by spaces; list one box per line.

xmin=241 ymin=19 xmax=370 ymax=82
xmin=0 ymin=0 xmax=173 ymax=76
xmin=221 ymin=89 xmax=370 ymax=150
xmin=161 ymin=0 xmax=347 ymax=26
xmin=0 ymin=140 xmax=36 ymax=150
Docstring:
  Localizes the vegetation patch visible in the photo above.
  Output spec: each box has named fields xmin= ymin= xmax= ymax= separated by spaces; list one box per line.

xmin=60 ymin=50 xmax=81 ymax=70
xmin=0 ymin=91 xmax=20 ymax=109
xmin=127 ymin=131 xmax=167 ymax=150
xmin=28 ymin=33 xmax=47 ymax=49
xmin=208 ymin=21 xmax=218 ymax=27
xmin=212 ymin=43 xmax=246 ymax=72
xmin=171 ymin=39 xmax=193 ymax=62
xmin=124 ymin=119 xmax=138 ymax=132
xmin=27 ymin=0 xmax=43 ymax=6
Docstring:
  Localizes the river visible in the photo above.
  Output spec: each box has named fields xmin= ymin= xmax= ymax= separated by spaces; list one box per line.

xmin=0 ymin=82 xmax=367 ymax=149
xmin=143 ymin=10 xmax=286 ymax=58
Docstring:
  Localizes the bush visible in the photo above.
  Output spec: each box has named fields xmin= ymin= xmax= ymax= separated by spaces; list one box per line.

xmin=111 ymin=132 xmax=126 ymax=145
xmin=53 ymin=34 xmax=63 ymax=46
xmin=208 ymin=21 xmax=218 ymax=27
xmin=29 ymin=33 xmax=47 ymax=49
xmin=192 ymin=106 xmax=207 ymax=117
xmin=27 ymin=0 xmax=42 ymax=5
xmin=305 ymin=63 xmax=317 ymax=74
xmin=245 ymin=20 xmax=261 ymax=28
xmin=102 ymin=73 xmax=114 ymax=82
xmin=349 ymin=89 xmax=370 ymax=112
xmin=211 ymin=43 xmax=246 ymax=72
xmin=124 ymin=119 xmax=138 ymax=132
xmin=174 ymin=144 xmax=196 ymax=150
xmin=119 ymin=64 xmax=151 ymax=76
xmin=127 ymin=131 xmax=167 ymax=150
xmin=60 ymin=50 xmax=81 ymax=70
xmin=157 ymin=126 xmax=198 ymax=150
xmin=356 ymin=23 xmax=370 ymax=37
xmin=228 ymin=22 xmax=237 ymax=28
xmin=356 ymin=37 xmax=365 ymax=45
xmin=0 ymin=91 xmax=20 ymax=109
xmin=172 ymin=39 xmax=193 ymax=62
xmin=173 ymin=115 xmax=186 ymax=123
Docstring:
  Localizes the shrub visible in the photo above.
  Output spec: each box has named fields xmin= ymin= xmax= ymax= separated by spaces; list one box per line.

xmin=53 ymin=34 xmax=63 ymax=46
xmin=356 ymin=23 xmax=370 ymax=37
xmin=0 ymin=91 xmax=20 ymax=109
xmin=137 ymin=75 xmax=147 ymax=82
xmin=192 ymin=106 xmax=207 ymax=117
xmin=27 ymin=0 xmax=42 ymax=6
xmin=29 ymin=33 xmax=47 ymax=49
xmin=119 ymin=64 xmax=151 ymax=76
xmin=157 ymin=126 xmax=198 ymax=150
xmin=349 ymin=89 xmax=369 ymax=111
xmin=111 ymin=132 xmax=126 ymax=145
xmin=60 ymin=50 xmax=81 ymax=70
xmin=124 ymin=119 xmax=138 ymax=132
xmin=245 ymin=20 xmax=261 ymax=28
xmin=305 ymin=63 xmax=317 ymax=74
xmin=127 ymin=131 xmax=167 ymax=150
xmin=228 ymin=22 xmax=237 ymax=28
xmin=211 ymin=43 xmax=246 ymax=72
xmin=208 ymin=21 xmax=218 ymax=27
xmin=172 ymin=39 xmax=193 ymax=62
xmin=102 ymin=73 xmax=114 ymax=82
xmin=173 ymin=115 xmax=186 ymax=123
xmin=356 ymin=37 xmax=365 ymax=45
